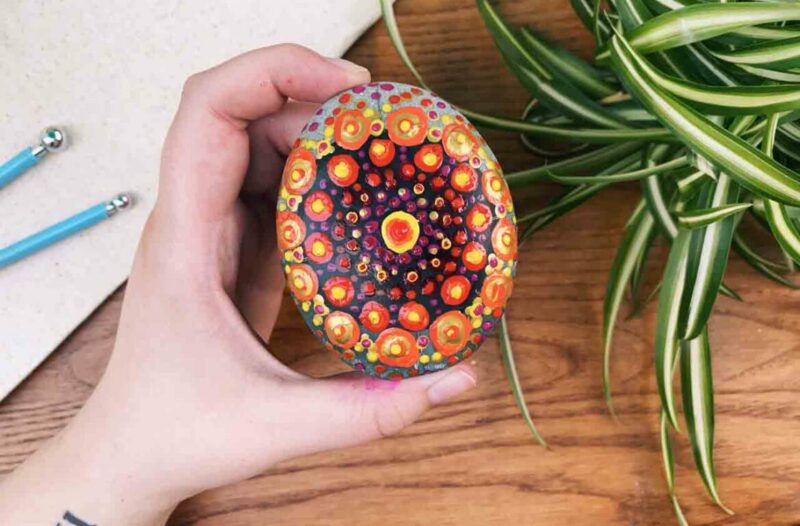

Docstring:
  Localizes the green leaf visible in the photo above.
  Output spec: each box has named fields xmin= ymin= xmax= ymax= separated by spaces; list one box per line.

xmin=677 ymin=203 xmax=752 ymax=229
xmin=627 ymin=56 xmax=800 ymax=114
xmin=499 ymin=315 xmax=548 ymax=447
xmin=629 ymin=224 xmax=659 ymax=313
xmin=732 ymin=232 xmax=800 ymax=287
xmin=603 ymin=201 xmax=658 ymax=412
xmin=518 ymin=182 xmax=609 ymax=224
xmin=719 ymin=282 xmax=743 ymax=302
xmin=598 ymin=3 xmax=800 ymax=60
xmin=660 ymin=410 xmax=676 ymax=491
xmin=379 ymin=0 xmax=427 ymax=88
xmin=680 ymin=174 xmax=740 ymax=340
xmin=655 ymin=230 xmax=692 ymax=429
xmin=518 ymin=27 xmax=617 ymax=99
xmin=738 ymin=63 xmax=800 ymax=83
xmin=571 ymin=0 xmax=611 ymax=41
xmin=475 ymin=0 xmax=551 ymax=78
xmin=762 ymin=113 xmax=800 ymax=264
xmin=476 ymin=0 xmax=630 ymax=129
xmin=460 ymin=107 xmax=672 ymax=143
xmin=681 ymin=328 xmax=734 ymax=514
xmin=549 ymin=155 xmax=688 ymax=185
xmin=712 ymin=36 xmax=800 ymax=70
xmin=514 ymin=66 xmax=633 ymax=129
xmin=519 ymin=154 xmax=642 ymax=236
xmin=641 ymin=147 xmax=680 ymax=239
xmin=608 ymin=32 xmax=800 ymax=206
xmin=660 ymin=409 xmax=691 ymax=526
xmin=677 ymin=169 xmax=714 ymax=196
xmin=505 ymin=142 xmax=644 ymax=188
xmin=518 ymin=153 xmax=641 ymax=224
xmin=379 ymin=1 xmax=672 ymax=143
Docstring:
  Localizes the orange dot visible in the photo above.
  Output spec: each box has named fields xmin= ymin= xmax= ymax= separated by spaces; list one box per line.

xmin=441 ymin=275 xmax=471 ymax=306
xmin=327 ymin=154 xmax=359 ymax=187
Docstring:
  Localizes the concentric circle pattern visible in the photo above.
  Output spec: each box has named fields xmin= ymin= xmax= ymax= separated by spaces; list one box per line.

xmin=277 ymin=82 xmax=517 ymax=379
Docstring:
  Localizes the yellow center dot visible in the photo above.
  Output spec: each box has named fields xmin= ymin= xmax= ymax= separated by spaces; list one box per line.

xmin=423 ymin=152 xmax=438 ymax=165
xmin=331 ymin=286 xmax=346 ymax=301
xmin=472 ymin=212 xmax=487 ymax=227
xmin=366 ymin=351 xmax=379 ymax=363
xmin=466 ymin=250 xmax=482 ymax=264
xmin=390 ymin=343 xmax=403 ymax=356
xmin=346 ymin=123 xmax=356 ymax=134
xmin=491 ymin=179 xmax=502 ymax=191
xmin=312 ymin=241 xmax=326 ymax=256
xmin=291 ymin=169 xmax=303 ymax=181
xmin=333 ymin=162 xmax=350 ymax=179
xmin=311 ymin=199 xmax=325 ymax=213
xmin=399 ymin=119 xmax=412 ymax=132
xmin=368 ymin=311 xmax=381 ymax=324
xmin=450 ymin=285 xmax=464 ymax=300
xmin=408 ymin=311 xmax=420 ymax=322
xmin=373 ymin=143 xmax=386 ymax=155
xmin=502 ymin=233 xmax=512 ymax=246
xmin=455 ymin=172 xmax=469 ymax=187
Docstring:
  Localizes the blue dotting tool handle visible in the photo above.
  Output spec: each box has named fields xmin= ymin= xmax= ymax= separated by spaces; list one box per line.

xmin=0 ymin=194 xmax=130 ymax=270
xmin=0 ymin=127 xmax=67 ymax=190
xmin=0 ymin=148 xmax=39 ymax=189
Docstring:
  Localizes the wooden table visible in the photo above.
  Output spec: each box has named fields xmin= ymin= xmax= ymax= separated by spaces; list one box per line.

xmin=2 ymin=1 xmax=799 ymax=524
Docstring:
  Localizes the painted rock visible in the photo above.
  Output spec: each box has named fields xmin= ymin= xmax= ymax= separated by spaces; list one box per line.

xmin=277 ymin=82 xmax=516 ymax=379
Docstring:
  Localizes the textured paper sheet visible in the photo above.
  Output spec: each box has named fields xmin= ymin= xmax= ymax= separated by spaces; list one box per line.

xmin=0 ymin=0 xmax=384 ymax=401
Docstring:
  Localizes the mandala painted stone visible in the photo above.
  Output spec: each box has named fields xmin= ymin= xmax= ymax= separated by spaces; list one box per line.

xmin=277 ymin=82 xmax=517 ymax=380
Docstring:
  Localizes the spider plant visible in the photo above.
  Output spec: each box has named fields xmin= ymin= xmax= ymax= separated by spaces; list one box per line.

xmin=381 ymin=0 xmax=800 ymax=522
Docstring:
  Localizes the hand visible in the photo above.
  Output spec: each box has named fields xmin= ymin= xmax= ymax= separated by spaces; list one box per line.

xmin=0 ymin=45 xmax=477 ymax=526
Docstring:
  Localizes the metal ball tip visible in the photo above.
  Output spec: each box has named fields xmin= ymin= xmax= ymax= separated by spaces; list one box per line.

xmin=39 ymin=127 xmax=67 ymax=153
xmin=106 ymin=193 xmax=132 ymax=215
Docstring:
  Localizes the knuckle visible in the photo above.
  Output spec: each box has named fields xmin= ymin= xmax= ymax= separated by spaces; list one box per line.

xmin=371 ymin=396 xmax=411 ymax=439
xmin=180 ymin=71 xmax=207 ymax=100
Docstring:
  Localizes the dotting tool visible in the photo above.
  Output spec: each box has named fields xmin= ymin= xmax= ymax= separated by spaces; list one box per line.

xmin=0 ymin=127 xmax=68 ymax=189
xmin=0 ymin=194 xmax=131 ymax=270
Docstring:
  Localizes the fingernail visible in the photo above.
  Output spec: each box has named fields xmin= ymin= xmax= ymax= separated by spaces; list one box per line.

xmin=427 ymin=368 xmax=477 ymax=405
xmin=326 ymin=57 xmax=371 ymax=80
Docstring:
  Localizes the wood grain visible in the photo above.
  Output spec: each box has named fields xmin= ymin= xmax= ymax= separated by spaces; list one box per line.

xmin=2 ymin=1 xmax=800 ymax=524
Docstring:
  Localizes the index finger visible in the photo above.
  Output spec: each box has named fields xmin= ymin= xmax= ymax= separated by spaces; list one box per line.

xmin=157 ymin=44 xmax=371 ymax=224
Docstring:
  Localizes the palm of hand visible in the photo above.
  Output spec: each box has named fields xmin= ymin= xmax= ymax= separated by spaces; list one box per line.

xmin=70 ymin=45 xmax=477 ymax=505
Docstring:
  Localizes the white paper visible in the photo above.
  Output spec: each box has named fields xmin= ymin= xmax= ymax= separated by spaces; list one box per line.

xmin=0 ymin=0 xmax=384 ymax=400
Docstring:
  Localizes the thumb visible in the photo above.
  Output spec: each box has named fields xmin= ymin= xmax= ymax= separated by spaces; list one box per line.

xmin=282 ymin=364 xmax=477 ymax=457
